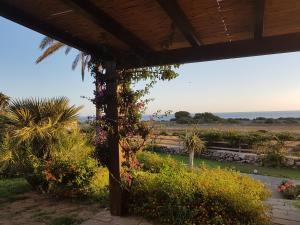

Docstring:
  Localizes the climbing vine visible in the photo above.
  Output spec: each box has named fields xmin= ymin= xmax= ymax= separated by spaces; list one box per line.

xmin=88 ymin=57 xmax=179 ymax=168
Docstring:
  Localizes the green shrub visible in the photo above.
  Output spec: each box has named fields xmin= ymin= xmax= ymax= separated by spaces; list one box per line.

xmin=262 ymin=141 xmax=286 ymax=167
xmin=225 ymin=118 xmax=240 ymax=123
xmin=22 ymin=132 xmax=107 ymax=198
xmin=198 ymin=129 xmax=223 ymax=146
xmin=275 ymin=132 xmax=295 ymax=141
xmin=144 ymin=144 xmax=171 ymax=154
xmin=159 ymin=131 xmax=168 ymax=136
xmin=176 ymin=117 xmax=193 ymax=124
xmin=175 ymin=111 xmax=191 ymax=119
xmin=43 ymin=155 xmax=98 ymax=197
xmin=282 ymin=185 xmax=300 ymax=199
xmin=137 ymin=151 xmax=181 ymax=173
xmin=198 ymin=130 xmax=273 ymax=149
xmin=87 ymin=167 xmax=109 ymax=205
xmin=278 ymin=180 xmax=300 ymax=200
xmin=129 ymin=167 xmax=271 ymax=225
xmin=0 ymin=134 xmax=20 ymax=178
xmin=172 ymin=132 xmax=181 ymax=136
xmin=193 ymin=112 xmax=222 ymax=123
xmin=0 ymin=178 xmax=31 ymax=199
xmin=265 ymin=118 xmax=276 ymax=124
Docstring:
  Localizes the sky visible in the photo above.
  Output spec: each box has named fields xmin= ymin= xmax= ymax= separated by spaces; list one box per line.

xmin=1 ymin=17 xmax=300 ymax=116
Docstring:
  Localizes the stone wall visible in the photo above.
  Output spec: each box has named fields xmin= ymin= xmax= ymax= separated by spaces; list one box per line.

xmin=283 ymin=156 xmax=300 ymax=168
xmin=157 ymin=145 xmax=300 ymax=169
xmin=201 ymin=149 xmax=263 ymax=165
xmin=201 ymin=149 xmax=300 ymax=169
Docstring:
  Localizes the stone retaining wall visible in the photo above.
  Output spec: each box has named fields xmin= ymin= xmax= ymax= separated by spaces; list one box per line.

xmin=157 ymin=145 xmax=300 ymax=169
xmin=201 ymin=149 xmax=263 ymax=165
xmin=201 ymin=149 xmax=300 ymax=168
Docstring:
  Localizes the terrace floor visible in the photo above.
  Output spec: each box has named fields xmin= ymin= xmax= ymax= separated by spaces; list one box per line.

xmin=81 ymin=210 xmax=152 ymax=225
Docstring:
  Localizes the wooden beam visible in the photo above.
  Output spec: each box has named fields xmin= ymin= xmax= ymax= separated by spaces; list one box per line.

xmin=123 ymin=32 xmax=300 ymax=68
xmin=156 ymin=0 xmax=201 ymax=47
xmin=254 ymin=0 xmax=265 ymax=39
xmin=63 ymin=0 xmax=153 ymax=57
xmin=0 ymin=1 xmax=114 ymax=60
xmin=105 ymin=61 xmax=125 ymax=216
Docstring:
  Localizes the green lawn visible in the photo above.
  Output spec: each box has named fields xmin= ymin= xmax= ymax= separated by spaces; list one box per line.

xmin=158 ymin=153 xmax=300 ymax=180
xmin=294 ymin=200 xmax=300 ymax=209
xmin=0 ymin=178 xmax=31 ymax=200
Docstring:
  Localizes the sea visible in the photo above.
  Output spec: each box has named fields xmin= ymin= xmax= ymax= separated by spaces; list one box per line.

xmin=141 ymin=110 xmax=300 ymax=121
xmin=80 ymin=111 xmax=300 ymax=122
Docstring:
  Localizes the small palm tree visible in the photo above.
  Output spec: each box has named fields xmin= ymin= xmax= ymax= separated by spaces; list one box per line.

xmin=183 ymin=129 xmax=205 ymax=168
xmin=0 ymin=92 xmax=9 ymax=114
xmin=4 ymin=97 xmax=82 ymax=159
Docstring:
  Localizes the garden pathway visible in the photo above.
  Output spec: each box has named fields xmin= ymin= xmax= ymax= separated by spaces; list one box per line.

xmin=249 ymin=174 xmax=300 ymax=225
xmin=82 ymin=174 xmax=300 ymax=225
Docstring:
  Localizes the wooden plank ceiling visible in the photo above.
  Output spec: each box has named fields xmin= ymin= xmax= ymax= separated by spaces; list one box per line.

xmin=1 ymin=0 xmax=300 ymax=68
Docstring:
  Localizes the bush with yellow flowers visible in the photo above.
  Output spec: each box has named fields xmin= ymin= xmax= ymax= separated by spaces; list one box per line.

xmin=137 ymin=151 xmax=181 ymax=173
xmin=129 ymin=152 xmax=271 ymax=225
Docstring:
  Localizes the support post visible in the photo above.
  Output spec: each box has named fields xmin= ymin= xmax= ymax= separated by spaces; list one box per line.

xmin=105 ymin=61 xmax=125 ymax=216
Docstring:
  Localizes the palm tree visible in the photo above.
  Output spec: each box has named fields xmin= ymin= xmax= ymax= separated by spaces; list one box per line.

xmin=5 ymin=97 xmax=82 ymax=159
xmin=183 ymin=129 xmax=205 ymax=168
xmin=36 ymin=37 xmax=103 ymax=140
xmin=36 ymin=37 xmax=90 ymax=81
xmin=0 ymin=92 xmax=9 ymax=114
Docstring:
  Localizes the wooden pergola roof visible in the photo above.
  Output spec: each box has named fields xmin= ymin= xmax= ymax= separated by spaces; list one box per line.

xmin=1 ymin=0 xmax=300 ymax=68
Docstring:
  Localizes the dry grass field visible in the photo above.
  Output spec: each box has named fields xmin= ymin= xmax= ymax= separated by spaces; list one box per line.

xmin=151 ymin=122 xmax=300 ymax=156
xmin=154 ymin=121 xmax=300 ymax=136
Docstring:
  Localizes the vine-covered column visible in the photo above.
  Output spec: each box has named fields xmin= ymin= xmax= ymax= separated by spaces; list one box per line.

xmin=90 ymin=57 xmax=179 ymax=216
xmin=105 ymin=61 xmax=124 ymax=216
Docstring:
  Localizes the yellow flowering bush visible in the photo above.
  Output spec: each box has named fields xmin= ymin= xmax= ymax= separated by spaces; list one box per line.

xmin=137 ymin=151 xmax=181 ymax=173
xmin=129 ymin=154 xmax=271 ymax=225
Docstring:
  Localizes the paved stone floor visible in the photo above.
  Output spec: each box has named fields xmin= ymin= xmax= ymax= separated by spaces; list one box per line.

xmin=81 ymin=209 xmax=153 ymax=225
xmin=267 ymin=198 xmax=300 ymax=225
xmin=82 ymin=174 xmax=300 ymax=225
xmin=250 ymin=174 xmax=300 ymax=225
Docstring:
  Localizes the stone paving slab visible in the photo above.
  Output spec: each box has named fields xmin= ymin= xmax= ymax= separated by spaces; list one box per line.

xmin=273 ymin=217 xmax=300 ymax=225
xmin=81 ymin=209 xmax=154 ymax=225
xmin=267 ymin=198 xmax=300 ymax=225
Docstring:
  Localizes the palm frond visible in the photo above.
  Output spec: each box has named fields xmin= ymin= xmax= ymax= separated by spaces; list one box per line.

xmin=39 ymin=37 xmax=55 ymax=50
xmin=37 ymin=37 xmax=91 ymax=82
xmin=72 ymin=53 xmax=81 ymax=71
xmin=81 ymin=53 xmax=87 ymax=81
xmin=5 ymin=97 xmax=82 ymax=159
xmin=36 ymin=42 xmax=65 ymax=64
xmin=0 ymin=92 xmax=10 ymax=112
xmin=65 ymin=46 xmax=72 ymax=55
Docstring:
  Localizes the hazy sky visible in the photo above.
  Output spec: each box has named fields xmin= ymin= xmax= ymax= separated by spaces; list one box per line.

xmin=1 ymin=17 xmax=300 ymax=116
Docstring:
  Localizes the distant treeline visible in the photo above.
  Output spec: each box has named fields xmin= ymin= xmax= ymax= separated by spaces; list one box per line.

xmin=171 ymin=111 xmax=300 ymax=124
